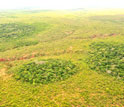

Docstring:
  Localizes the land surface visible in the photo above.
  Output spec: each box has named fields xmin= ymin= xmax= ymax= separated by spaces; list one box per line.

xmin=0 ymin=9 xmax=124 ymax=107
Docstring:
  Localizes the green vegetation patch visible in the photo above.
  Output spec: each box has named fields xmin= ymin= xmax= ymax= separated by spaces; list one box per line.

xmin=15 ymin=59 xmax=77 ymax=84
xmin=0 ymin=23 xmax=34 ymax=40
xmin=0 ymin=22 xmax=50 ymax=52
xmin=87 ymin=42 xmax=124 ymax=79
xmin=13 ymin=40 xmax=39 ymax=48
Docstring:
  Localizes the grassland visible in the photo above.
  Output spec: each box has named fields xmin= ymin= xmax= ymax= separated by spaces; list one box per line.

xmin=0 ymin=9 xmax=124 ymax=107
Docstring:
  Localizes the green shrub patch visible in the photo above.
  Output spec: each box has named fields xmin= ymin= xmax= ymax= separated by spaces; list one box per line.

xmin=87 ymin=42 xmax=124 ymax=79
xmin=15 ymin=59 xmax=77 ymax=84
xmin=0 ymin=23 xmax=34 ymax=40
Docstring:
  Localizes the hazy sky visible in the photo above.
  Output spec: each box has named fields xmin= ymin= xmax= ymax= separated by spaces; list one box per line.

xmin=0 ymin=0 xmax=124 ymax=9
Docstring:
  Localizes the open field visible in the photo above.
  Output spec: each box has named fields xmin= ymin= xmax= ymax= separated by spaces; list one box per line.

xmin=0 ymin=9 xmax=124 ymax=107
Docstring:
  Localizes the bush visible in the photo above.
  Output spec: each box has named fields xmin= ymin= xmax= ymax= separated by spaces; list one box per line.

xmin=87 ymin=42 xmax=124 ymax=79
xmin=15 ymin=59 xmax=77 ymax=84
xmin=0 ymin=23 xmax=34 ymax=40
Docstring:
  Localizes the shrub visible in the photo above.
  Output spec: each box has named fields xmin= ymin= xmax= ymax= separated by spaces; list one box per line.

xmin=87 ymin=42 xmax=124 ymax=79
xmin=14 ymin=59 xmax=77 ymax=84
xmin=0 ymin=23 xmax=34 ymax=40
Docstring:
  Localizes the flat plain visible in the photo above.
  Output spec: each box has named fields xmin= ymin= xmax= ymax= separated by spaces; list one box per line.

xmin=0 ymin=9 xmax=124 ymax=107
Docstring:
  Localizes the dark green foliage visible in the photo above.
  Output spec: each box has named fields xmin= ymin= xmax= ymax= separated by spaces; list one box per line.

xmin=0 ymin=23 xmax=34 ymax=40
xmin=87 ymin=42 xmax=124 ymax=78
xmin=0 ymin=22 xmax=49 ymax=41
xmin=13 ymin=40 xmax=39 ymax=48
xmin=0 ymin=22 xmax=49 ymax=52
xmin=15 ymin=59 xmax=77 ymax=84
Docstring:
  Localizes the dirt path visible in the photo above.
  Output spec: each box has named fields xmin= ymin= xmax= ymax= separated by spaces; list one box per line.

xmin=0 ymin=68 xmax=6 ymax=77
xmin=0 ymin=68 xmax=11 ymax=80
xmin=0 ymin=48 xmax=76 ymax=62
